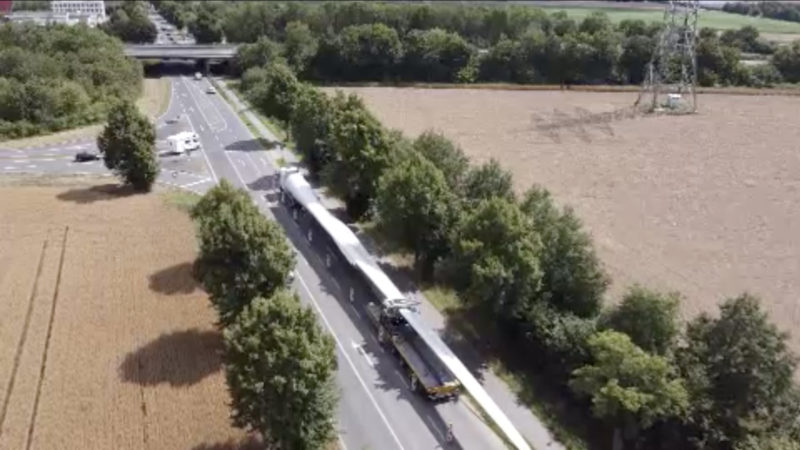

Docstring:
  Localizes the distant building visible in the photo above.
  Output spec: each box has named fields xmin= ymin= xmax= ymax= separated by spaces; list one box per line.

xmin=50 ymin=0 xmax=106 ymax=21
xmin=0 ymin=1 xmax=12 ymax=16
xmin=3 ymin=0 xmax=106 ymax=27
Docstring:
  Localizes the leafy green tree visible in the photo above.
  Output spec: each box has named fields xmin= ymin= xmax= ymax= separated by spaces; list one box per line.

xmin=233 ymin=36 xmax=284 ymax=76
xmin=402 ymin=28 xmax=474 ymax=82
xmin=570 ymin=330 xmax=689 ymax=448
xmin=677 ymin=294 xmax=799 ymax=448
xmin=223 ymin=292 xmax=337 ymax=450
xmin=518 ymin=302 xmax=597 ymax=377
xmin=323 ymin=92 xmax=394 ymax=218
xmin=102 ymin=1 xmax=157 ymax=44
xmin=332 ymin=23 xmax=403 ymax=80
xmin=620 ymin=34 xmax=655 ymax=84
xmin=289 ymin=85 xmax=334 ymax=176
xmin=603 ymin=285 xmax=680 ymax=355
xmin=520 ymin=186 xmax=608 ymax=318
xmin=284 ymin=21 xmax=318 ymax=75
xmin=248 ymin=63 xmax=301 ymax=124
xmin=412 ymin=130 xmax=469 ymax=191
xmin=773 ymin=40 xmax=800 ymax=83
xmin=697 ymin=28 xmax=746 ymax=86
xmin=451 ymin=197 xmax=541 ymax=319
xmin=463 ymin=158 xmax=515 ymax=203
xmin=190 ymin=3 xmax=223 ymax=44
xmin=579 ymin=12 xmax=613 ymax=35
xmin=375 ymin=150 xmax=457 ymax=281
xmin=96 ymin=100 xmax=158 ymax=191
xmin=736 ymin=435 xmax=800 ymax=450
xmin=191 ymin=180 xmax=295 ymax=325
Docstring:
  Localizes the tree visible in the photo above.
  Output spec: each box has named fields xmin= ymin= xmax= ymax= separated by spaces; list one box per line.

xmin=332 ymin=23 xmax=403 ymax=81
xmin=677 ymin=294 xmax=799 ymax=448
xmin=620 ymin=34 xmax=655 ymax=84
xmin=412 ymin=130 xmax=469 ymax=191
xmin=570 ymin=331 xmax=689 ymax=448
xmin=603 ymin=285 xmax=680 ymax=355
xmin=323 ymin=92 xmax=394 ymax=218
xmin=191 ymin=180 xmax=295 ymax=325
xmin=375 ymin=150 xmax=457 ymax=281
xmin=463 ymin=158 xmax=515 ymax=203
xmin=96 ymin=100 xmax=158 ymax=191
xmin=190 ymin=3 xmax=223 ymax=44
xmin=102 ymin=1 xmax=157 ymax=44
xmin=289 ymin=85 xmax=334 ymax=176
xmin=520 ymin=186 xmax=608 ymax=318
xmin=248 ymin=63 xmax=301 ymax=124
xmin=451 ymin=196 xmax=541 ymax=320
xmin=223 ymin=292 xmax=337 ymax=450
xmin=284 ymin=21 xmax=318 ymax=75
xmin=233 ymin=36 xmax=284 ymax=76
xmin=773 ymin=40 xmax=800 ymax=83
xmin=402 ymin=28 xmax=474 ymax=82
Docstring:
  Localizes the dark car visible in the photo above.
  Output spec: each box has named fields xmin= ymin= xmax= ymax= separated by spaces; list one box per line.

xmin=74 ymin=151 xmax=99 ymax=162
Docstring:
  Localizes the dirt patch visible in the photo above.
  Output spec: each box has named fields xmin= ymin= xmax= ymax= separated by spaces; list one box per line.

xmin=0 ymin=177 xmax=245 ymax=449
xmin=330 ymin=86 xmax=800 ymax=351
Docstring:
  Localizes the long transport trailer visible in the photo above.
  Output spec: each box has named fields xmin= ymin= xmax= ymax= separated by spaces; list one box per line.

xmin=278 ymin=167 xmax=460 ymax=400
xmin=278 ymin=166 xmax=531 ymax=450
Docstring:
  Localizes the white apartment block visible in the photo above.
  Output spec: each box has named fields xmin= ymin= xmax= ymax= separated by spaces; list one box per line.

xmin=50 ymin=0 xmax=106 ymax=22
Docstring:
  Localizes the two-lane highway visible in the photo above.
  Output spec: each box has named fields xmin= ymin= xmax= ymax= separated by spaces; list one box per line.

xmin=170 ymin=74 xmax=507 ymax=450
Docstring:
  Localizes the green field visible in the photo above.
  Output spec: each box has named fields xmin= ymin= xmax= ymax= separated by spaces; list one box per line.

xmin=538 ymin=6 xmax=800 ymax=35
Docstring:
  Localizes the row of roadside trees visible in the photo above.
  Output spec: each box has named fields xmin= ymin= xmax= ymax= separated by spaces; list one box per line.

xmin=154 ymin=1 xmax=799 ymax=87
xmin=189 ymin=180 xmax=338 ymax=449
xmin=237 ymin=56 xmax=800 ymax=449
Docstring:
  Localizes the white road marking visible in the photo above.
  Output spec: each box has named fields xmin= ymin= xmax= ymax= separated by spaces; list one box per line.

xmin=26 ymin=165 xmax=36 ymax=169
xmin=199 ymin=124 xmax=205 ymax=132
xmin=215 ymin=137 xmax=405 ymax=450
xmin=352 ymin=340 xmax=375 ymax=368
xmin=348 ymin=303 xmax=362 ymax=320
xmin=40 ymin=158 xmax=55 ymax=162
xmin=297 ymin=275 xmax=405 ymax=450
xmin=338 ymin=435 xmax=349 ymax=450
xmin=181 ymin=106 xmax=218 ymax=183
xmin=4 ymin=166 xmax=15 ymax=170
xmin=395 ymin=369 xmax=410 ymax=389
xmin=182 ymin=178 xmax=212 ymax=188
xmin=182 ymin=77 xmax=227 ymax=132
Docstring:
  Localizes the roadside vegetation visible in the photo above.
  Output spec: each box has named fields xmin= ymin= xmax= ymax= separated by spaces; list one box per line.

xmin=100 ymin=0 xmax=157 ymax=44
xmin=723 ymin=2 xmax=800 ymax=25
xmin=189 ymin=181 xmax=338 ymax=448
xmin=97 ymin=100 xmax=158 ymax=191
xmin=229 ymin=47 xmax=800 ymax=448
xmin=154 ymin=1 xmax=800 ymax=88
xmin=0 ymin=22 xmax=142 ymax=141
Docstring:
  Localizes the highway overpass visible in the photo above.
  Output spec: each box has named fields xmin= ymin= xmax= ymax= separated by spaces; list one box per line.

xmin=123 ymin=44 xmax=239 ymax=60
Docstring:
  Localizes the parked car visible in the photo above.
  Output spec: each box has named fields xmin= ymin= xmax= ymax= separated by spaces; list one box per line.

xmin=74 ymin=151 xmax=99 ymax=162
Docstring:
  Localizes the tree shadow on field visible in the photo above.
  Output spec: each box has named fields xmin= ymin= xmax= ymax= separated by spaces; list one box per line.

xmin=56 ymin=184 xmax=138 ymax=204
xmin=148 ymin=261 xmax=200 ymax=295
xmin=225 ymin=138 xmax=280 ymax=152
xmin=119 ymin=329 xmax=222 ymax=387
xmin=190 ymin=435 xmax=264 ymax=450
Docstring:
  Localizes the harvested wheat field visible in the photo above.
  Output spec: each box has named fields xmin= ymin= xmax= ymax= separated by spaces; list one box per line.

xmin=330 ymin=87 xmax=800 ymax=350
xmin=0 ymin=176 xmax=249 ymax=450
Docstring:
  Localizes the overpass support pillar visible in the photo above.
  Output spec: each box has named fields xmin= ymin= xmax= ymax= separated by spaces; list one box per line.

xmin=202 ymin=58 xmax=210 ymax=74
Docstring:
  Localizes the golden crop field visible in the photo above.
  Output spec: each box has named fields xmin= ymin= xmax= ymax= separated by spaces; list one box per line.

xmin=0 ymin=177 xmax=250 ymax=450
xmin=330 ymin=87 xmax=800 ymax=353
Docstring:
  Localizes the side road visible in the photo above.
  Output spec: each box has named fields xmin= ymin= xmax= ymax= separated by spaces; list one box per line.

xmin=214 ymin=78 xmax=565 ymax=450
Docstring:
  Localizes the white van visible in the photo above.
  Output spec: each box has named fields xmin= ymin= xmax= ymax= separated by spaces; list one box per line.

xmin=167 ymin=131 xmax=200 ymax=155
xmin=194 ymin=72 xmax=202 ymax=80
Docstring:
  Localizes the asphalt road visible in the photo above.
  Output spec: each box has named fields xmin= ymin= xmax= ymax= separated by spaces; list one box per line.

xmin=170 ymin=75 xmax=509 ymax=450
xmin=0 ymin=75 xmax=510 ymax=449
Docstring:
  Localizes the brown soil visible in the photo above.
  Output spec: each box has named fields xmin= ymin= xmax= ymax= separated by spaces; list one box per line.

xmin=330 ymin=87 xmax=800 ymax=351
xmin=0 ymin=177 xmax=245 ymax=449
